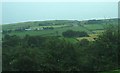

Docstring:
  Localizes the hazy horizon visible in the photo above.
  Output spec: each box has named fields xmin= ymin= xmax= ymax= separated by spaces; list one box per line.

xmin=2 ymin=17 xmax=118 ymax=25
xmin=2 ymin=2 xmax=118 ymax=24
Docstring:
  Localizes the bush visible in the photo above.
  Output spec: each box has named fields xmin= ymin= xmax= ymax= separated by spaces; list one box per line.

xmin=62 ymin=30 xmax=88 ymax=37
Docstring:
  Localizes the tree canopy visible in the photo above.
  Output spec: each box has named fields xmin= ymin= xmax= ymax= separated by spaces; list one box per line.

xmin=2 ymin=25 xmax=119 ymax=72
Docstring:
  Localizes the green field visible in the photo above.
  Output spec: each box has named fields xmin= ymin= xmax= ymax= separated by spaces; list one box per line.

xmin=9 ymin=26 xmax=91 ymax=36
xmin=2 ymin=18 xmax=118 ymax=41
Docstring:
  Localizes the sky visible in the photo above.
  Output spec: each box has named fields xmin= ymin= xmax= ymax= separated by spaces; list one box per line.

xmin=2 ymin=2 xmax=118 ymax=24
xmin=1 ymin=0 xmax=120 ymax=2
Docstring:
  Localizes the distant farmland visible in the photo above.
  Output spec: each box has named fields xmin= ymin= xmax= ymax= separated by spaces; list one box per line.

xmin=2 ymin=18 xmax=118 ymax=42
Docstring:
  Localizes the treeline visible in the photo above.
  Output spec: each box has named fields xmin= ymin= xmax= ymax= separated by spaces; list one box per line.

xmin=2 ymin=26 xmax=31 ymax=34
xmin=62 ymin=30 xmax=89 ymax=37
xmin=86 ymin=20 xmax=103 ymax=24
xmin=2 ymin=26 xmax=119 ymax=72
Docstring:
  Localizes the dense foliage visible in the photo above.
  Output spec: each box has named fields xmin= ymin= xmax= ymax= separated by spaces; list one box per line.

xmin=62 ymin=30 xmax=89 ymax=37
xmin=2 ymin=26 xmax=119 ymax=72
xmin=87 ymin=20 xmax=103 ymax=24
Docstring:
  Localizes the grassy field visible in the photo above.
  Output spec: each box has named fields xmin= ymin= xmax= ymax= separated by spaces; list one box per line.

xmin=2 ymin=19 xmax=118 ymax=42
xmin=7 ymin=25 xmax=92 ymax=37
xmin=76 ymin=34 xmax=99 ymax=41
xmin=84 ymin=24 xmax=104 ymax=30
xmin=2 ymin=20 xmax=79 ymax=30
xmin=30 ymin=24 xmax=69 ymax=29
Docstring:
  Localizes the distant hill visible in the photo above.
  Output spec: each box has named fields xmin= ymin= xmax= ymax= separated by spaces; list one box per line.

xmin=2 ymin=18 xmax=118 ymax=30
xmin=1 ymin=18 xmax=118 ymax=37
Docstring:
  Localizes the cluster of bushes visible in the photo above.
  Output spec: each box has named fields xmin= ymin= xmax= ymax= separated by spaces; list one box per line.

xmin=62 ymin=30 xmax=89 ymax=37
xmin=2 ymin=30 xmax=13 ymax=34
xmin=2 ymin=26 xmax=31 ymax=34
xmin=39 ymin=23 xmax=52 ymax=26
xmin=43 ymin=27 xmax=54 ymax=30
xmin=2 ymin=26 xmax=119 ymax=72
xmin=87 ymin=20 xmax=103 ymax=24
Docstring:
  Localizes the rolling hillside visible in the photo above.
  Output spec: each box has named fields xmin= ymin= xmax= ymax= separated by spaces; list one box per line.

xmin=1 ymin=18 xmax=118 ymax=41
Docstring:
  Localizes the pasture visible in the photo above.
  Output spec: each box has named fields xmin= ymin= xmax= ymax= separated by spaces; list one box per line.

xmin=2 ymin=19 xmax=117 ymax=42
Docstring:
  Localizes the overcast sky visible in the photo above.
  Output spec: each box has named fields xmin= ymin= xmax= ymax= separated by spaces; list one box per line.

xmin=2 ymin=2 xmax=118 ymax=24
xmin=1 ymin=0 xmax=120 ymax=2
